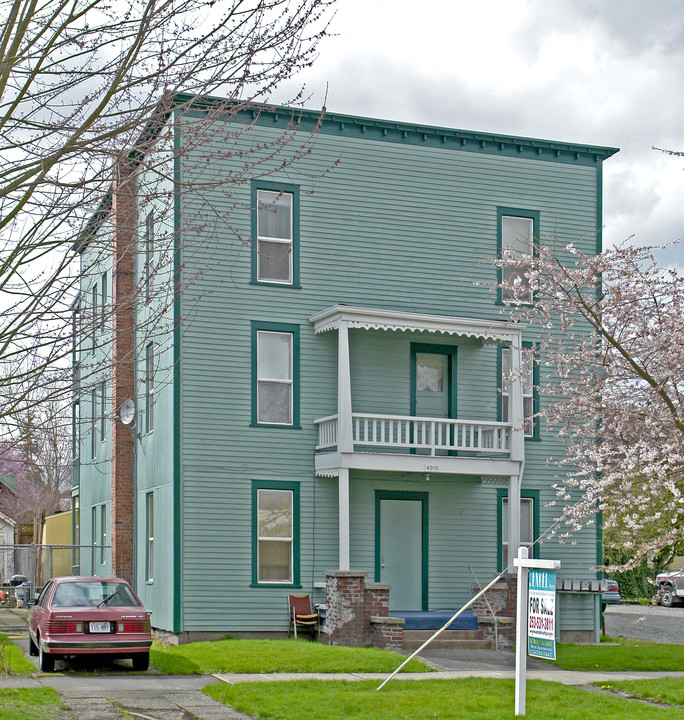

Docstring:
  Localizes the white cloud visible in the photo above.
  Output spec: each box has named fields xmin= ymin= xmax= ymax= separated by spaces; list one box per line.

xmin=275 ymin=0 xmax=684 ymax=265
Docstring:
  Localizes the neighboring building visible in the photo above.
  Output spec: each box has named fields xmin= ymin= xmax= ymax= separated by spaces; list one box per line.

xmin=73 ymin=98 xmax=618 ymax=642
xmin=0 ymin=510 xmax=16 ymax=582
xmin=0 ymin=475 xmax=17 ymax=506
xmin=41 ymin=510 xmax=73 ymax=546
xmin=0 ymin=474 xmax=32 ymax=544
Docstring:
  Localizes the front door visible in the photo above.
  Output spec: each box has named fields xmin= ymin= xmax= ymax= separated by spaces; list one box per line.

xmin=376 ymin=492 xmax=428 ymax=611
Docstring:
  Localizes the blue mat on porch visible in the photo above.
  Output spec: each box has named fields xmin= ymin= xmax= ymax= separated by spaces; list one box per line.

xmin=388 ymin=610 xmax=478 ymax=630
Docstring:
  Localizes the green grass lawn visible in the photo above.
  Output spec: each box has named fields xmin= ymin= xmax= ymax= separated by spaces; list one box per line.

xmin=150 ymin=638 xmax=430 ymax=675
xmin=0 ymin=633 xmax=37 ymax=675
xmin=548 ymin=636 xmax=684 ymax=671
xmin=0 ymin=688 xmax=69 ymax=720
xmin=205 ymin=678 xmax=684 ymax=720
xmin=593 ymin=677 xmax=684 ymax=706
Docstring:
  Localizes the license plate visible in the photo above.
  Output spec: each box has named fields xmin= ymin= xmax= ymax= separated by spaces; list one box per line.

xmin=89 ymin=621 xmax=111 ymax=633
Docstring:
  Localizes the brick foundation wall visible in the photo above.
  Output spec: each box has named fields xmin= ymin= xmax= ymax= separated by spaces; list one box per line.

xmin=325 ymin=571 xmax=367 ymax=647
xmin=370 ymin=616 xmax=404 ymax=651
xmin=325 ymin=572 xmax=399 ymax=648
xmin=363 ymin=582 xmax=391 ymax=645
xmin=472 ymin=574 xmax=517 ymax=649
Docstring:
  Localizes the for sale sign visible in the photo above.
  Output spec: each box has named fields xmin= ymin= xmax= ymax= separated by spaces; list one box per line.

xmin=527 ymin=569 xmax=556 ymax=660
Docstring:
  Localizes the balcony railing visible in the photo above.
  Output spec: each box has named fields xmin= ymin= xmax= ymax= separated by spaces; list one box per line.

xmin=315 ymin=413 xmax=511 ymax=456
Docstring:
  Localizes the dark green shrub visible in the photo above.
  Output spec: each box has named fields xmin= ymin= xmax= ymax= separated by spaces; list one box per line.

xmin=603 ymin=547 xmax=657 ymax=599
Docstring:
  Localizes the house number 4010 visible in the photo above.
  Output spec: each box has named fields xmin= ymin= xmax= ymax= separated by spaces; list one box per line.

xmin=425 ymin=465 xmax=440 ymax=472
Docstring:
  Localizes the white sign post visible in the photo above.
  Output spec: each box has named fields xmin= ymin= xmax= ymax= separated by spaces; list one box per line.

xmin=513 ymin=546 xmax=561 ymax=716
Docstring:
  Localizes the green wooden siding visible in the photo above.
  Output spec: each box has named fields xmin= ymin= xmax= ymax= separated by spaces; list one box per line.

xmin=166 ymin=115 xmax=603 ymax=634
xmin=134 ymin=135 xmax=177 ymax=630
xmin=75 ymin=215 xmax=114 ymax=561
xmin=76 ymin=109 xmax=607 ymax=636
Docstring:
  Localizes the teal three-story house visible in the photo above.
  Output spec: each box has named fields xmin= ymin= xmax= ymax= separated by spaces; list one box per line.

xmin=73 ymin=98 xmax=618 ymax=642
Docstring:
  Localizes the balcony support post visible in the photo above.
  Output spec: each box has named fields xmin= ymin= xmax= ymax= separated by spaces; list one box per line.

xmin=338 ymin=320 xmax=353 ymax=453
xmin=508 ymin=469 xmax=521 ymax=573
xmin=508 ymin=339 xmax=525 ymax=572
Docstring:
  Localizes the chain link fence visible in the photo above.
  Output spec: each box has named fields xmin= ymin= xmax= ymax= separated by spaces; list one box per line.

xmin=0 ymin=544 xmax=112 ymax=604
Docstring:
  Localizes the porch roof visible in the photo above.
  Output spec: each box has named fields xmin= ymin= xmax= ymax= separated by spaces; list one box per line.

xmin=309 ymin=305 xmax=524 ymax=344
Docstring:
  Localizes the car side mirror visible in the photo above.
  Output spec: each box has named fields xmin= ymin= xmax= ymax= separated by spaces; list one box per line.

xmin=26 ymin=599 xmax=37 ymax=607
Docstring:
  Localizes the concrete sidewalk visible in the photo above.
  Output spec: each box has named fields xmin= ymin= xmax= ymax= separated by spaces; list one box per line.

xmin=213 ymin=668 xmax=684 ymax=686
xmin=3 ymin=665 xmax=684 ymax=720
xmin=3 ymin=607 xmax=684 ymax=719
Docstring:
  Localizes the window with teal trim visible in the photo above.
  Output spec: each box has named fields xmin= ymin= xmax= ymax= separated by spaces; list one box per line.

xmin=145 ymin=342 xmax=155 ymax=433
xmin=91 ymin=281 xmax=97 ymax=354
xmin=500 ymin=343 xmax=539 ymax=439
xmin=251 ymin=181 xmax=300 ymax=287
xmin=146 ymin=492 xmax=154 ymax=583
xmin=73 ymin=495 xmax=79 ymax=546
xmin=90 ymin=389 xmax=97 ymax=459
xmin=100 ymin=503 xmax=107 ymax=564
xmin=92 ymin=506 xmax=97 ymax=553
xmin=497 ymin=207 xmax=539 ymax=305
xmin=251 ymin=322 xmax=300 ymax=428
xmin=72 ymin=401 xmax=80 ymax=462
xmin=497 ymin=489 xmax=539 ymax=572
xmin=100 ymin=380 xmax=106 ymax=444
xmin=100 ymin=271 xmax=107 ymax=330
xmin=144 ymin=211 xmax=154 ymax=303
xmin=252 ymin=480 xmax=300 ymax=586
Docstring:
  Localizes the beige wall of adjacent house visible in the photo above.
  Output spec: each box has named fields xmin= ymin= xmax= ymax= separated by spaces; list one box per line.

xmin=41 ymin=511 xmax=73 ymax=545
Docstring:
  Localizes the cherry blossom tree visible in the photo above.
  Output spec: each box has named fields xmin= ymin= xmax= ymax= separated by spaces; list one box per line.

xmin=499 ymin=241 xmax=684 ymax=568
xmin=0 ymin=395 xmax=71 ymax=541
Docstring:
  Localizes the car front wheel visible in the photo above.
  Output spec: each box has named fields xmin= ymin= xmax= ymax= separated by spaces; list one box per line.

xmin=660 ymin=586 xmax=676 ymax=607
xmin=38 ymin=638 xmax=54 ymax=672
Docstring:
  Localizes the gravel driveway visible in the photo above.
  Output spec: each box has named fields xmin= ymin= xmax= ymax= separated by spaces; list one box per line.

xmin=604 ymin=603 xmax=684 ymax=644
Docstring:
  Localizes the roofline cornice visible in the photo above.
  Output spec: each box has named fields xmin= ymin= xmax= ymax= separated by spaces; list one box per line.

xmin=175 ymin=93 xmax=619 ymax=164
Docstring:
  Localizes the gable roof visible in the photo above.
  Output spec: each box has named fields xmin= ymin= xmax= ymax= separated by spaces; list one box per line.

xmin=0 ymin=475 xmax=18 ymax=494
xmin=0 ymin=510 xmax=16 ymax=528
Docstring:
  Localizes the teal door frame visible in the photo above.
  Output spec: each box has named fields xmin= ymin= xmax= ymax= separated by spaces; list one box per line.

xmin=410 ymin=343 xmax=457 ymax=418
xmin=410 ymin=343 xmax=457 ymax=454
xmin=374 ymin=490 xmax=429 ymax=611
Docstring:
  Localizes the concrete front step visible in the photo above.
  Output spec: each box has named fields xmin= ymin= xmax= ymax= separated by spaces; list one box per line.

xmin=402 ymin=629 xmax=492 ymax=651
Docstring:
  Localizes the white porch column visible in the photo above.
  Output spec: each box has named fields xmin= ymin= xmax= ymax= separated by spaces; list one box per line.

xmin=337 ymin=320 xmax=352 ymax=570
xmin=508 ymin=340 xmax=525 ymax=463
xmin=508 ymin=472 xmax=521 ymax=573
xmin=337 ymin=320 xmax=353 ymax=453
xmin=338 ymin=467 xmax=350 ymax=571
xmin=508 ymin=339 xmax=525 ymax=571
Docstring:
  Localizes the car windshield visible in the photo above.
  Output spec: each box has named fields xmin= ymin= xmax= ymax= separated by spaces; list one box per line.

xmin=52 ymin=581 xmax=140 ymax=608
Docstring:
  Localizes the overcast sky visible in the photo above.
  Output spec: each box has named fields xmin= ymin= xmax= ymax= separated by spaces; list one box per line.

xmin=274 ymin=0 xmax=684 ymax=268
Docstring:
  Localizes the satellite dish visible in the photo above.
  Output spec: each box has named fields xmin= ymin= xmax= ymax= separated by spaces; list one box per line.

xmin=120 ymin=398 xmax=136 ymax=426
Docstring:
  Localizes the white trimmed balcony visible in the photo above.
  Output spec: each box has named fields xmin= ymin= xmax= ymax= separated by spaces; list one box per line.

xmin=315 ymin=413 xmax=511 ymax=456
xmin=314 ymin=412 xmax=519 ymax=478
xmin=309 ymin=304 xmax=527 ymax=569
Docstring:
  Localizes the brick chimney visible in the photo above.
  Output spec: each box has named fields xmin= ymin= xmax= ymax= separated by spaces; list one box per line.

xmin=110 ymin=161 xmax=137 ymax=583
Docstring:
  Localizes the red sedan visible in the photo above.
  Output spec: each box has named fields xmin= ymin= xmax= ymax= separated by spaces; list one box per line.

xmin=28 ymin=576 xmax=152 ymax=672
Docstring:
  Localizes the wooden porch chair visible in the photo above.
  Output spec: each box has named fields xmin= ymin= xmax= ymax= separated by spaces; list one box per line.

xmin=287 ymin=594 xmax=320 ymax=640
